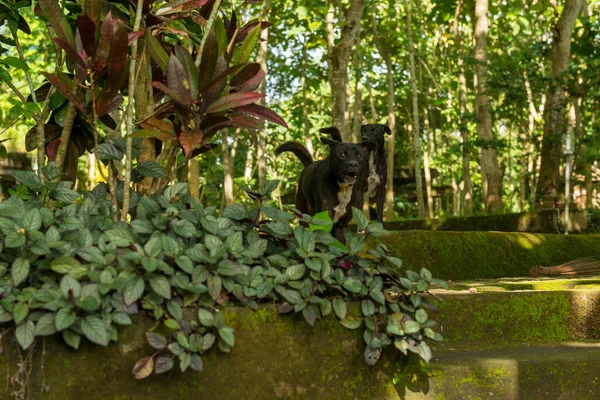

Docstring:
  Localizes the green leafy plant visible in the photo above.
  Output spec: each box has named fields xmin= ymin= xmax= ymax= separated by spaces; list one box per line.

xmin=0 ymin=173 xmax=447 ymax=381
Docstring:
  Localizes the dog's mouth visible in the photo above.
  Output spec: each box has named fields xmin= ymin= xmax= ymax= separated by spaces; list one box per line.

xmin=344 ymin=172 xmax=358 ymax=184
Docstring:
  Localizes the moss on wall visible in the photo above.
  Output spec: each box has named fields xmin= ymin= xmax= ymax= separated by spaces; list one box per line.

xmin=376 ymin=231 xmax=600 ymax=280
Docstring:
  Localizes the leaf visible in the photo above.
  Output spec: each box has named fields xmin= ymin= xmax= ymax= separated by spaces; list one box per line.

xmin=343 ymin=278 xmax=363 ymax=294
xmin=197 ymin=309 xmax=214 ymax=327
xmin=146 ymin=332 xmax=167 ymax=350
xmin=98 ymin=142 xmax=124 ymax=161
xmin=154 ymin=357 xmax=175 ymax=374
xmin=13 ymin=303 xmax=29 ymax=324
xmin=410 ymin=341 xmax=432 ymax=363
xmin=11 ymin=257 xmax=30 ymax=286
xmin=415 ymin=309 xmax=428 ymax=324
xmin=150 ymin=275 xmax=172 ymax=299
xmin=62 ymin=330 xmax=81 ymax=349
xmin=105 ymin=228 xmax=134 ymax=247
xmin=235 ymin=69 xmax=265 ymax=93
xmin=81 ymin=316 xmax=109 ymax=346
xmin=340 ymin=317 xmax=362 ymax=330
xmin=233 ymin=104 xmax=288 ymax=129
xmin=206 ymin=92 xmax=264 ymax=114
xmin=167 ymin=301 xmax=183 ymax=321
xmin=332 ymin=297 xmax=347 ymax=320
xmin=217 ymin=260 xmax=249 ymax=276
xmin=52 ymin=187 xmax=79 ymax=204
xmin=13 ymin=171 xmax=42 ymax=191
xmin=40 ymin=72 xmax=84 ymax=113
xmin=218 ymin=326 xmax=235 ymax=347
xmin=147 ymin=32 xmax=169 ymax=72
xmin=112 ymin=312 xmax=132 ymax=325
xmin=285 ymin=264 xmax=306 ymax=281
xmin=174 ymin=45 xmax=198 ymax=101
xmin=23 ymin=209 xmax=42 ymax=231
xmin=2 ymin=56 xmax=29 ymax=71
xmin=55 ymin=307 xmax=76 ymax=331
xmin=39 ymin=0 xmax=76 ymax=51
xmin=167 ymin=54 xmax=193 ymax=106
xmin=180 ymin=353 xmax=192 ymax=372
xmin=230 ymin=63 xmax=261 ymax=87
xmin=16 ymin=321 xmax=35 ymax=350
xmin=420 ymin=268 xmax=433 ymax=282
xmin=302 ymin=306 xmax=318 ymax=327
xmin=51 ymin=256 xmax=80 ymax=274
xmin=133 ymin=356 xmax=154 ymax=379
xmin=137 ymin=161 xmax=165 ymax=178
xmin=190 ymin=354 xmax=204 ymax=372
xmin=207 ymin=275 xmax=222 ymax=300
xmin=60 ymin=275 xmax=82 ymax=298
xmin=35 ymin=313 xmax=57 ymax=336
xmin=232 ymin=23 xmax=260 ymax=66
xmin=404 ymin=320 xmax=421 ymax=334
xmin=352 ymin=207 xmax=368 ymax=231
xmin=124 ymin=277 xmax=145 ymax=305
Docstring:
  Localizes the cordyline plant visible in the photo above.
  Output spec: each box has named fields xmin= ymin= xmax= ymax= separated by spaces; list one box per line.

xmin=2 ymin=172 xmax=446 ymax=384
xmin=2 ymin=0 xmax=286 ymax=219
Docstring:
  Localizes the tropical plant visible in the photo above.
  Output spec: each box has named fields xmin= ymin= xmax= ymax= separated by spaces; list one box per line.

xmin=0 ymin=171 xmax=446 ymax=380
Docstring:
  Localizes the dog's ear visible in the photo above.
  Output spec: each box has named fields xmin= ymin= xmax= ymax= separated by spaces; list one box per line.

xmin=382 ymin=125 xmax=391 ymax=135
xmin=360 ymin=141 xmax=376 ymax=152
xmin=320 ymin=137 xmax=337 ymax=147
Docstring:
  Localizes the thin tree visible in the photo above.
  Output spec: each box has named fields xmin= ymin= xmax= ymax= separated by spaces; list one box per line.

xmin=371 ymin=3 xmax=397 ymax=221
xmin=257 ymin=0 xmax=270 ymax=187
xmin=453 ymin=0 xmax=473 ymax=216
xmin=474 ymin=0 xmax=504 ymax=213
xmin=536 ymin=0 xmax=584 ymax=199
xmin=407 ymin=0 xmax=425 ymax=218
xmin=325 ymin=0 xmax=366 ymax=141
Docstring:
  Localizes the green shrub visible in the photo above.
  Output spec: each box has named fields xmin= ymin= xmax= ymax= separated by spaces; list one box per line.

xmin=1 ymin=168 xmax=446 ymax=379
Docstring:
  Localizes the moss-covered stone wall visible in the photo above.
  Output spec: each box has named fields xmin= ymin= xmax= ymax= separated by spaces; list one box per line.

xmin=377 ymin=231 xmax=600 ymax=280
xmin=0 ymin=308 xmax=424 ymax=400
xmin=375 ymin=210 xmax=588 ymax=234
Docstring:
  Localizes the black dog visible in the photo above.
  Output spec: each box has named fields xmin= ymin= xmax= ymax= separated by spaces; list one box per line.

xmin=319 ymin=124 xmax=390 ymax=223
xmin=275 ymin=138 xmax=374 ymax=242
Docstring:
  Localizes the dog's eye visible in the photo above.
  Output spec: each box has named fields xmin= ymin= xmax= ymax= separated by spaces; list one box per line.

xmin=357 ymin=153 xmax=363 ymax=160
xmin=339 ymin=153 xmax=346 ymax=160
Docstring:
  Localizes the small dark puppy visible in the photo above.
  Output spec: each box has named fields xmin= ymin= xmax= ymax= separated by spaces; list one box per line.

xmin=275 ymin=138 xmax=374 ymax=242
xmin=319 ymin=124 xmax=390 ymax=223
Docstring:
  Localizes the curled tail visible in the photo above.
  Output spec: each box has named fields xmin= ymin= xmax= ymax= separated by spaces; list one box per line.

xmin=319 ymin=126 xmax=343 ymax=142
xmin=274 ymin=142 xmax=313 ymax=167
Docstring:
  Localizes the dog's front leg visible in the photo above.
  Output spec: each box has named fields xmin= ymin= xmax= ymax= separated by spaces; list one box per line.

xmin=376 ymin=183 xmax=386 ymax=223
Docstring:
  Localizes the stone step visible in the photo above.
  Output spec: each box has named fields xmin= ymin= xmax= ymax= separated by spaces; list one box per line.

xmin=430 ymin=286 xmax=600 ymax=346
xmin=406 ymin=342 xmax=600 ymax=400
xmin=439 ymin=275 xmax=600 ymax=292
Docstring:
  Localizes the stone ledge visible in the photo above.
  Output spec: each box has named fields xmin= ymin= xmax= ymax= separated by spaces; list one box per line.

xmin=376 ymin=231 xmax=600 ymax=280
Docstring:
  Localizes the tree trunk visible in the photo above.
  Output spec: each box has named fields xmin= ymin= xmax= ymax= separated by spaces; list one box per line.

xmin=256 ymin=0 xmax=269 ymax=187
xmin=420 ymin=68 xmax=434 ymax=220
xmin=135 ymin=36 xmax=156 ymax=194
xmin=407 ymin=0 xmax=425 ymax=218
xmin=301 ymin=34 xmax=314 ymax=155
xmin=453 ymin=0 xmax=473 ymax=216
xmin=222 ymin=131 xmax=234 ymax=207
xmin=536 ymin=0 xmax=583 ymax=199
xmin=365 ymin=75 xmax=378 ymax=121
xmin=244 ymin=141 xmax=254 ymax=183
xmin=325 ymin=0 xmax=366 ymax=141
xmin=371 ymin=4 xmax=396 ymax=221
xmin=474 ymin=0 xmax=503 ymax=213
xmin=352 ymin=36 xmax=363 ymax=144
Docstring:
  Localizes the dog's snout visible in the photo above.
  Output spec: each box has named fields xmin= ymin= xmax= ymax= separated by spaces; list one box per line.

xmin=348 ymin=161 xmax=359 ymax=169
xmin=361 ymin=136 xmax=368 ymax=141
